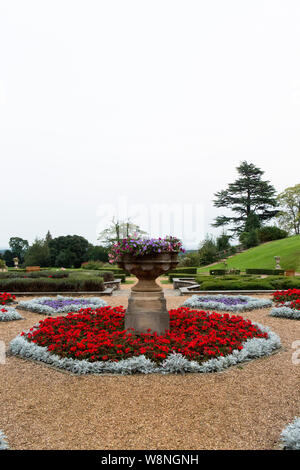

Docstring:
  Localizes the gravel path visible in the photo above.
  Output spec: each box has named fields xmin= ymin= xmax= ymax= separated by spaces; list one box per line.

xmin=0 ymin=284 xmax=300 ymax=450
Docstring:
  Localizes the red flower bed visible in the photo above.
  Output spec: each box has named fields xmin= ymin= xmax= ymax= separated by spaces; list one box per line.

xmin=21 ymin=306 xmax=268 ymax=364
xmin=272 ymin=289 xmax=300 ymax=309
xmin=0 ymin=292 xmax=16 ymax=305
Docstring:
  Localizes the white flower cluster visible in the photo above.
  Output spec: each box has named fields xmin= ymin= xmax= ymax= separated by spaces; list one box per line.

xmin=183 ymin=294 xmax=272 ymax=312
xmin=0 ymin=306 xmax=23 ymax=322
xmin=9 ymin=322 xmax=281 ymax=375
xmin=0 ymin=430 xmax=9 ymax=450
xmin=280 ymin=417 xmax=300 ymax=450
xmin=18 ymin=295 xmax=108 ymax=315
xmin=270 ymin=303 xmax=300 ymax=320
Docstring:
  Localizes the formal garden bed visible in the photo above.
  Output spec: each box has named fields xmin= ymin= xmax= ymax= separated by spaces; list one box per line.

xmin=183 ymin=294 xmax=272 ymax=312
xmin=280 ymin=417 xmax=300 ymax=450
xmin=270 ymin=289 xmax=300 ymax=319
xmin=9 ymin=306 xmax=281 ymax=374
xmin=0 ymin=306 xmax=23 ymax=321
xmin=18 ymin=295 xmax=108 ymax=315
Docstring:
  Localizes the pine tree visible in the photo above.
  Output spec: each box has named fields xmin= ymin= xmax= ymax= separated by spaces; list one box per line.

xmin=212 ymin=161 xmax=278 ymax=236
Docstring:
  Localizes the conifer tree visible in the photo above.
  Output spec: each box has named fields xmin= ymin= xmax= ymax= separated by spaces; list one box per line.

xmin=212 ymin=161 xmax=278 ymax=236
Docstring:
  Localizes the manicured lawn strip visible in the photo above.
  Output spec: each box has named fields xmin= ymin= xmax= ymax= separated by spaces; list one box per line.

xmin=197 ymin=235 xmax=300 ymax=273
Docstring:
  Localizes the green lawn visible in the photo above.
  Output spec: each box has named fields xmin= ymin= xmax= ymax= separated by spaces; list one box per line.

xmin=197 ymin=235 xmax=300 ymax=273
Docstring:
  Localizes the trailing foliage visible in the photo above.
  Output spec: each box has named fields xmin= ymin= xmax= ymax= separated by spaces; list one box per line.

xmin=0 ymin=306 xmax=23 ymax=321
xmin=0 ymin=430 xmax=9 ymax=450
xmin=280 ymin=417 xmax=300 ymax=449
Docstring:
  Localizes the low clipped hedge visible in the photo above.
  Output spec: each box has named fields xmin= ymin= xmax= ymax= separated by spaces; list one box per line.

xmin=199 ymin=280 xmax=273 ymax=290
xmin=0 ymin=277 xmax=105 ymax=292
xmin=0 ymin=270 xmax=69 ymax=279
xmin=168 ymin=273 xmax=196 ymax=282
xmin=97 ymin=271 xmax=114 ymax=282
xmin=209 ymin=270 xmax=226 ymax=276
xmin=82 ymin=263 xmax=129 ymax=276
xmin=170 ymin=267 xmax=198 ymax=274
xmin=194 ymin=275 xmax=300 ymax=290
xmin=245 ymin=269 xmax=285 ymax=275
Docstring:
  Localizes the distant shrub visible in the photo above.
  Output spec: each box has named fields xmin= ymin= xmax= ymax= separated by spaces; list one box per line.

xmin=239 ymin=229 xmax=259 ymax=249
xmin=81 ymin=261 xmax=105 ymax=270
xmin=258 ymin=226 xmax=288 ymax=243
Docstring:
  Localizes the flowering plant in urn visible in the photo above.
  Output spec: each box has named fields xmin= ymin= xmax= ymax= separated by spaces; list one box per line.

xmin=109 ymin=236 xmax=185 ymax=335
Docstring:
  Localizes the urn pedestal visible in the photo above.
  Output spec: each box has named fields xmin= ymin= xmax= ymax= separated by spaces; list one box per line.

xmin=118 ymin=252 xmax=179 ymax=335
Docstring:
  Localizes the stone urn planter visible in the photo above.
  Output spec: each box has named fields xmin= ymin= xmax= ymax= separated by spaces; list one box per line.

xmin=118 ymin=252 xmax=179 ymax=335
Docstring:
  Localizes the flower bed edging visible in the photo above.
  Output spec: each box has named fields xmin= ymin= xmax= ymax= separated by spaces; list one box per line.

xmin=18 ymin=295 xmax=108 ymax=315
xmin=0 ymin=430 xmax=9 ymax=450
xmin=0 ymin=306 xmax=23 ymax=321
xmin=183 ymin=294 xmax=272 ymax=312
xmin=280 ymin=417 xmax=300 ymax=450
xmin=270 ymin=305 xmax=300 ymax=320
xmin=9 ymin=322 xmax=281 ymax=375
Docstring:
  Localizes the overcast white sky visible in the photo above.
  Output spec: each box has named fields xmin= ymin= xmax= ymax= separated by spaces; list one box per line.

xmin=1 ymin=0 xmax=300 ymax=249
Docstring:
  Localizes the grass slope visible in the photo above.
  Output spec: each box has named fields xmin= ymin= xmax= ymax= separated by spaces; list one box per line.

xmin=197 ymin=235 xmax=300 ymax=273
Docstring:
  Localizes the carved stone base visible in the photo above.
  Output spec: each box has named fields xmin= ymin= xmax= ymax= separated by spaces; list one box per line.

xmin=125 ymin=290 xmax=169 ymax=335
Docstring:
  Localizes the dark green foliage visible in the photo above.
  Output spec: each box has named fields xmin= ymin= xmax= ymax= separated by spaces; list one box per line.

xmin=194 ymin=275 xmax=300 ymax=290
xmin=239 ymin=229 xmax=259 ymax=249
xmin=98 ymin=271 xmax=114 ymax=282
xmin=85 ymin=245 xmax=109 ymax=263
xmin=178 ymin=251 xmax=202 ymax=267
xmin=213 ymin=161 xmax=278 ymax=235
xmin=257 ymin=226 xmax=288 ymax=243
xmin=245 ymin=269 xmax=285 ymax=275
xmin=0 ymin=277 xmax=104 ymax=292
xmin=24 ymin=238 xmax=51 ymax=267
xmin=198 ymin=236 xmax=218 ymax=265
xmin=49 ymin=235 xmax=90 ymax=268
xmin=168 ymin=273 xmax=197 ymax=282
xmin=115 ymin=274 xmax=126 ymax=283
xmin=216 ymin=233 xmax=231 ymax=252
xmin=9 ymin=237 xmax=29 ymax=263
xmin=0 ymin=271 xmax=69 ymax=279
xmin=2 ymin=250 xmax=14 ymax=267
xmin=199 ymin=279 xmax=273 ymax=290
xmin=170 ymin=267 xmax=198 ymax=274
xmin=210 ymin=269 xmax=226 ymax=275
